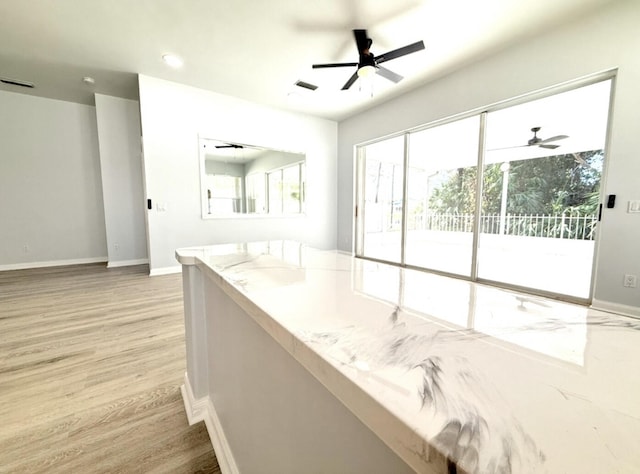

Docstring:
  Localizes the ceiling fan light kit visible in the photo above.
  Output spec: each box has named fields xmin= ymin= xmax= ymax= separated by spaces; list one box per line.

xmin=312 ymin=29 xmax=425 ymax=91
xmin=357 ymin=65 xmax=376 ymax=78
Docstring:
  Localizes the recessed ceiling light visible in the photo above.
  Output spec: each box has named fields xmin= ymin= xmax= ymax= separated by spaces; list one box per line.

xmin=162 ymin=53 xmax=183 ymax=68
xmin=82 ymin=76 xmax=95 ymax=85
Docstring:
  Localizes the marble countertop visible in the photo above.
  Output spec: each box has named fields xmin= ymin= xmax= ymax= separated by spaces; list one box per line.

xmin=176 ymin=241 xmax=640 ymax=474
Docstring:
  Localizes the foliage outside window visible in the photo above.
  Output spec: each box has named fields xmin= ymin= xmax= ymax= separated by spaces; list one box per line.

xmin=425 ymin=150 xmax=603 ymax=239
xmin=429 ymin=151 xmax=603 ymax=216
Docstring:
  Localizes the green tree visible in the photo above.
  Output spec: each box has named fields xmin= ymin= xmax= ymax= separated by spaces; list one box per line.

xmin=429 ymin=149 xmax=603 ymax=215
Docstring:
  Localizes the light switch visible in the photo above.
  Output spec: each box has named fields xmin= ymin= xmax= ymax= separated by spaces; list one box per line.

xmin=628 ymin=200 xmax=640 ymax=213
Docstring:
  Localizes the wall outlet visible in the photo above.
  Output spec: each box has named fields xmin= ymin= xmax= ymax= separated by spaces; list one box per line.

xmin=22 ymin=244 xmax=29 ymax=254
xmin=114 ymin=243 xmax=119 ymax=253
xmin=628 ymin=200 xmax=640 ymax=213
xmin=623 ymin=274 xmax=637 ymax=288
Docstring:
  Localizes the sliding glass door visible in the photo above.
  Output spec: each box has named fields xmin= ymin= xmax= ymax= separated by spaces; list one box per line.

xmin=355 ymin=76 xmax=612 ymax=301
xmin=405 ymin=116 xmax=480 ymax=277
xmin=478 ymin=80 xmax=611 ymax=298
xmin=358 ymin=135 xmax=405 ymax=263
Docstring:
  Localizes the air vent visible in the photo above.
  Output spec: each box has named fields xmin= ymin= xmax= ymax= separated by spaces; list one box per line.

xmin=0 ymin=77 xmax=35 ymax=88
xmin=295 ymin=80 xmax=318 ymax=91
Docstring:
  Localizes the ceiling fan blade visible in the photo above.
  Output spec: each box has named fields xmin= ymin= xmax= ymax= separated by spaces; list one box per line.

xmin=539 ymin=134 xmax=569 ymax=144
xmin=489 ymin=141 xmax=562 ymax=151
xmin=375 ymin=40 xmax=425 ymax=64
xmin=487 ymin=145 xmax=529 ymax=152
xmin=353 ymin=29 xmax=369 ymax=53
xmin=341 ymin=71 xmax=359 ymax=90
xmin=376 ymin=66 xmax=403 ymax=83
xmin=215 ymin=144 xmax=243 ymax=149
xmin=312 ymin=62 xmax=358 ymax=69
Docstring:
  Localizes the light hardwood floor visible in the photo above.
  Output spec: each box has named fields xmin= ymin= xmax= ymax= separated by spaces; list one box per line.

xmin=0 ymin=264 xmax=220 ymax=473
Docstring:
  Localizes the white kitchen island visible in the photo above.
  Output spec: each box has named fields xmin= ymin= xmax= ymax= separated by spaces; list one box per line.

xmin=176 ymin=241 xmax=640 ymax=474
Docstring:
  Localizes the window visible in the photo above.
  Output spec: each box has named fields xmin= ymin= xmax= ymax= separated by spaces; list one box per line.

xmin=405 ymin=116 xmax=480 ymax=276
xmin=267 ymin=162 xmax=305 ymax=214
xmin=357 ymin=136 xmax=405 ymax=263
xmin=206 ymin=174 xmax=242 ymax=214
xmin=246 ymin=173 xmax=266 ymax=214
xmin=477 ymin=80 xmax=611 ymax=298
xmin=355 ymin=75 xmax=613 ymax=301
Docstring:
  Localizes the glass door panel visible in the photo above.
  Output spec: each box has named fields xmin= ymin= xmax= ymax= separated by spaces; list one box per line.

xmin=359 ymin=136 xmax=405 ymax=263
xmin=267 ymin=170 xmax=283 ymax=213
xmin=405 ymin=116 xmax=480 ymax=276
xmin=282 ymin=164 xmax=302 ymax=214
xmin=479 ymin=80 xmax=611 ymax=298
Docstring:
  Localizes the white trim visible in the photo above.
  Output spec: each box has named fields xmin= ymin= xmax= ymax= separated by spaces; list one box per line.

xmin=180 ymin=373 xmax=208 ymax=424
xmin=0 ymin=257 xmax=107 ymax=272
xmin=181 ymin=373 xmax=239 ymax=474
xmin=107 ymin=258 xmax=149 ymax=268
xmin=149 ymin=265 xmax=182 ymax=276
xmin=591 ymin=299 xmax=640 ymax=319
xmin=201 ymin=398 xmax=239 ymax=474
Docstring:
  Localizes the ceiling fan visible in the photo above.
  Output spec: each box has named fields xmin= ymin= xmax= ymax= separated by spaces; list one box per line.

xmin=312 ymin=29 xmax=425 ymax=90
xmin=490 ymin=127 xmax=569 ymax=151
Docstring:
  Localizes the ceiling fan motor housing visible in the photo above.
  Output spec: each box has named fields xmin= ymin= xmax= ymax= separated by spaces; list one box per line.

xmin=528 ymin=127 xmax=541 ymax=145
xmin=358 ymin=51 xmax=376 ymax=70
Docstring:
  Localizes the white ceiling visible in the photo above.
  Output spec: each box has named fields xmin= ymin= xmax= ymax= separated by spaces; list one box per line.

xmin=0 ymin=0 xmax=617 ymax=121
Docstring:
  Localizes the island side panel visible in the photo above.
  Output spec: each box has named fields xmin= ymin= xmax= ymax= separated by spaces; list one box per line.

xmin=182 ymin=263 xmax=209 ymax=399
xmin=202 ymin=274 xmax=417 ymax=474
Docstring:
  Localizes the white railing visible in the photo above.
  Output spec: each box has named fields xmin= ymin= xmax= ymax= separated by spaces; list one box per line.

xmin=408 ymin=211 xmax=598 ymax=240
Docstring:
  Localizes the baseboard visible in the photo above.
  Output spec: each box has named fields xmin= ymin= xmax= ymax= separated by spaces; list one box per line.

xmin=181 ymin=373 xmax=239 ymax=474
xmin=180 ymin=373 xmax=208 ymax=424
xmin=591 ymin=299 xmax=640 ymax=319
xmin=107 ymin=258 xmax=149 ymax=268
xmin=149 ymin=265 xmax=182 ymax=276
xmin=0 ymin=257 xmax=107 ymax=272
xmin=202 ymin=398 xmax=240 ymax=474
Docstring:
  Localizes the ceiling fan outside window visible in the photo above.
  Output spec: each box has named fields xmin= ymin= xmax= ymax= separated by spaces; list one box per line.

xmin=489 ymin=127 xmax=569 ymax=151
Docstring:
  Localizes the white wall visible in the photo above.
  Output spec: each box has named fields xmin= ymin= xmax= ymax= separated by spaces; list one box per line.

xmin=205 ymin=160 xmax=244 ymax=176
xmin=138 ymin=75 xmax=337 ymax=273
xmin=244 ymin=150 xmax=303 ymax=175
xmin=94 ymin=94 xmax=148 ymax=267
xmin=337 ymin=0 xmax=640 ymax=312
xmin=0 ymin=90 xmax=107 ymax=269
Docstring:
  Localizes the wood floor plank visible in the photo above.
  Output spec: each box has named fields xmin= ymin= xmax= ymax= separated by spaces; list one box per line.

xmin=0 ymin=264 xmax=220 ymax=473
